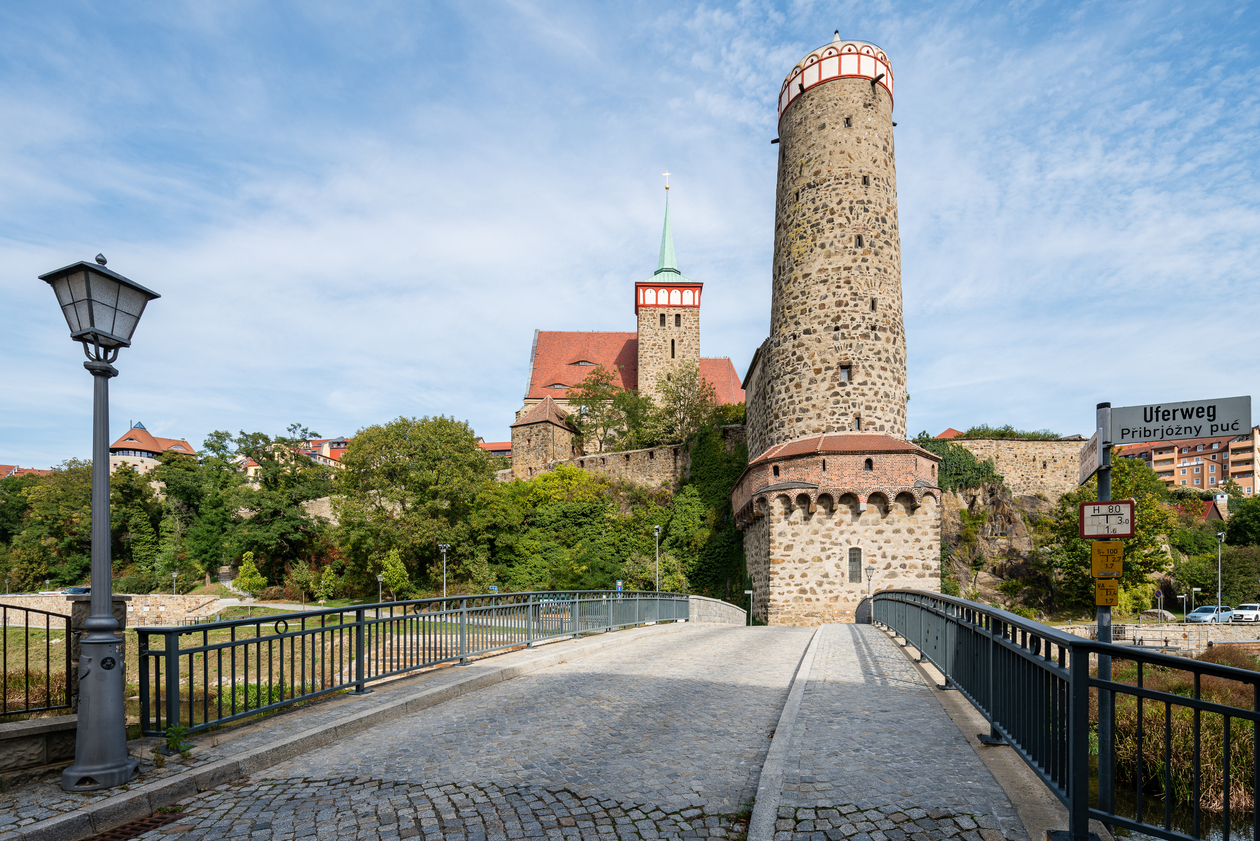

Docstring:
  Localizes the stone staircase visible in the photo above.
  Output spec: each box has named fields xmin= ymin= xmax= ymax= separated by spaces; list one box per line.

xmin=218 ymin=565 xmax=245 ymax=596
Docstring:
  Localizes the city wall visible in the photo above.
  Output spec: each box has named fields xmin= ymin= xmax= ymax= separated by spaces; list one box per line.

xmin=0 ymin=593 xmax=220 ymax=626
xmin=950 ymin=438 xmax=1085 ymax=500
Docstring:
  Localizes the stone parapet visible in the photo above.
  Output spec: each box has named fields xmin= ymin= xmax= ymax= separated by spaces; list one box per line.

xmin=534 ymin=444 xmax=691 ymax=489
xmin=688 ymin=595 xmax=747 ymax=625
xmin=949 ymin=438 xmax=1085 ymax=500
xmin=0 ymin=593 xmax=219 ymax=628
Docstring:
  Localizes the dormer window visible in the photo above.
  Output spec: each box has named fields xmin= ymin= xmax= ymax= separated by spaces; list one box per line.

xmin=546 ymin=383 xmax=568 ymax=389
xmin=571 ymin=360 xmax=595 ymax=366
xmin=171 ymin=445 xmax=186 ymax=451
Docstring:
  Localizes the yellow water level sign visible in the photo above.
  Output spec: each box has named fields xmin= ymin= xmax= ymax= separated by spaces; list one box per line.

xmin=1095 ymin=579 xmax=1119 ymax=606
xmin=1079 ymin=501 xmax=1134 ymax=538
xmin=1091 ymin=541 xmax=1124 ymax=578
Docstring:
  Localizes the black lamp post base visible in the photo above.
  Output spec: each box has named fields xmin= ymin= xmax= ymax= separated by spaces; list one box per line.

xmin=62 ymin=756 xmax=139 ymax=791
xmin=61 ymin=636 xmax=137 ymax=791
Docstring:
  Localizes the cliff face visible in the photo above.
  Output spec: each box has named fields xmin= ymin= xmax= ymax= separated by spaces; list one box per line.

xmin=941 ymin=483 xmax=1055 ymax=602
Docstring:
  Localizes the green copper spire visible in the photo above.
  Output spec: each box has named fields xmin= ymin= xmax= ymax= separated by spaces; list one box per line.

xmin=655 ymin=190 xmax=679 ymax=276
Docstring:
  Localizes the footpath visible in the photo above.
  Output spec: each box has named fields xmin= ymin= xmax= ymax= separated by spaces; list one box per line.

xmin=0 ymin=623 xmax=1057 ymax=841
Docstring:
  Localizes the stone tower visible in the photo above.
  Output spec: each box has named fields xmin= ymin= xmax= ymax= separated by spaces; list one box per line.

xmin=733 ymin=36 xmax=941 ymax=626
xmin=636 ymin=190 xmax=701 ymax=403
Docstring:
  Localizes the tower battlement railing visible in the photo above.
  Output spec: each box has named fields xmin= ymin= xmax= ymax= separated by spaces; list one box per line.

xmin=779 ymin=34 xmax=894 ymax=120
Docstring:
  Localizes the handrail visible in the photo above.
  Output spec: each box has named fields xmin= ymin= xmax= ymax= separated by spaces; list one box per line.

xmin=873 ymin=589 xmax=1260 ymax=841
xmin=137 ymin=589 xmax=688 ymax=737
xmin=0 ymin=603 xmax=73 ymax=718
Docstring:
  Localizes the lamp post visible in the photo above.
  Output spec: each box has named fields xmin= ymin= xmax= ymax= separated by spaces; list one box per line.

xmin=1178 ymin=593 xmax=1187 ymax=620
xmin=744 ymin=589 xmax=753 ymax=626
xmin=438 ymin=544 xmax=450 ymax=599
xmin=865 ymin=564 xmax=876 ymax=598
xmin=1192 ymin=587 xmax=1201 ymax=614
xmin=653 ymin=525 xmax=661 ymax=592
xmin=1217 ymin=532 xmax=1226 ymax=611
xmin=376 ymin=573 xmax=383 ymax=604
xmin=172 ymin=571 xmax=178 ymax=596
xmin=42 ymin=256 xmax=158 ymax=791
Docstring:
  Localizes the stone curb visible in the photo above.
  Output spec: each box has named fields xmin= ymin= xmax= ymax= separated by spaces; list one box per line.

xmin=746 ymin=624 xmax=822 ymax=841
xmin=7 ymin=623 xmax=692 ymax=841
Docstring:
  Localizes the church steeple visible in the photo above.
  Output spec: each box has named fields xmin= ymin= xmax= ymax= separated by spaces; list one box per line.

xmin=655 ymin=190 xmax=679 ymax=276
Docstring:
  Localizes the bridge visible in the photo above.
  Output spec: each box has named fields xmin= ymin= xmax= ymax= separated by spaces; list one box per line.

xmin=1 ymin=591 xmax=1251 ymax=841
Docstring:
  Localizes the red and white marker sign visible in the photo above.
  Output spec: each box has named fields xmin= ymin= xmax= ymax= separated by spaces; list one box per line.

xmin=1079 ymin=501 xmax=1134 ymax=539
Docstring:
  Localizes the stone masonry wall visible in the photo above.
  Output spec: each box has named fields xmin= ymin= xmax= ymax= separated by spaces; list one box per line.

xmin=549 ymin=444 xmax=691 ymax=489
xmin=0 ymin=594 xmax=219 ymax=626
xmin=688 ymin=595 xmax=747 ymax=625
xmin=637 ymin=307 xmax=700 ymax=404
xmin=743 ymin=516 xmax=772 ymax=624
xmin=950 ymin=438 xmax=1085 ymax=500
xmin=753 ymin=75 xmax=905 ymax=457
xmin=747 ymin=493 xmax=940 ymax=626
xmin=511 ymin=422 xmax=576 ymax=480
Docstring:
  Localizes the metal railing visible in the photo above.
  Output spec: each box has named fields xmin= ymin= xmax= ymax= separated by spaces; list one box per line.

xmin=138 ymin=590 xmax=688 ymax=737
xmin=1 ymin=603 xmax=73 ymax=718
xmin=873 ymin=590 xmax=1260 ymax=841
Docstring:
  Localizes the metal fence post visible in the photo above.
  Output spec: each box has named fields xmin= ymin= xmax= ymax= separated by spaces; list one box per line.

xmin=351 ymin=608 xmax=372 ymax=695
xmin=571 ymin=596 xmax=579 ymax=638
xmin=526 ymin=594 xmax=534 ymax=648
xmin=164 ymin=630 xmax=179 ymax=736
xmin=460 ymin=598 xmax=468 ymax=664
xmin=1065 ymin=644 xmax=1093 ymax=841
xmin=979 ymin=615 xmax=1005 ymax=745
xmin=635 ymin=592 xmax=640 ymax=626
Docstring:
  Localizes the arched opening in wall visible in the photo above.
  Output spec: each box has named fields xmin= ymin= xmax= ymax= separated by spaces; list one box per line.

xmin=855 ymin=416 xmax=862 ymax=431
xmin=795 ymin=493 xmax=812 ymax=513
xmin=816 ymin=493 xmax=834 ymax=514
xmin=838 ymin=493 xmax=861 ymax=517
xmin=773 ymin=465 xmax=780 ymax=478
xmin=675 ymin=314 xmax=681 ymax=327
xmin=648 ymin=450 xmax=654 ymax=460
xmin=864 ymin=458 xmax=873 ymax=471
xmin=671 ymin=339 xmax=675 ymax=359
xmin=894 ymin=492 xmax=917 ymax=515
xmin=866 ymin=493 xmax=889 ymax=516
xmin=855 ymin=235 xmax=864 ymax=248
xmin=777 ymin=495 xmax=793 ymax=520
xmin=659 ymin=313 xmax=666 ymax=327
xmin=862 ymin=175 xmax=870 ymax=186
xmin=932 ymin=464 xmax=937 ymax=478
xmin=848 ymin=547 xmax=862 ymax=583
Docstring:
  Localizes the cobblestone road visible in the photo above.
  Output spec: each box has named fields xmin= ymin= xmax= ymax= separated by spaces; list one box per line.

xmin=144 ymin=625 xmax=814 ymax=840
xmin=774 ymin=625 xmax=1027 ymax=841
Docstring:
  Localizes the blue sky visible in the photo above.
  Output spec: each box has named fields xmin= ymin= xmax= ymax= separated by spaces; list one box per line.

xmin=3 ymin=0 xmax=1258 ymax=467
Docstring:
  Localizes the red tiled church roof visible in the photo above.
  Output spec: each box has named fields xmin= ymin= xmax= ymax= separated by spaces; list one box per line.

xmin=511 ymin=396 xmax=576 ymax=430
xmin=935 ymin=428 xmax=964 ymax=440
xmin=524 ymin=332 xmax=744 ymax=406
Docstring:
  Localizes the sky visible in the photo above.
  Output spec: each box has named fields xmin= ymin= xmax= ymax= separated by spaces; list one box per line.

xmin=2 ymin=0 xmax=1258 ymax=467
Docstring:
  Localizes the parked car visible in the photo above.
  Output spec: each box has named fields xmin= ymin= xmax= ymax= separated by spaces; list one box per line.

xmin=1232 ymin=603 xmax=1260 ymax=622
xmin=64 ymin=586 xmax=90 ymax=595
xmin=1187 ymin=605 xmax=1235 ymax=623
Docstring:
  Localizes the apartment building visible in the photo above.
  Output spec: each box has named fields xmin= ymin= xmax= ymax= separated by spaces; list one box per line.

xmin=109 ymin=422 xmax=197 ymax=473
xmin=1117 ymin=428 xmax=1259 ymax=495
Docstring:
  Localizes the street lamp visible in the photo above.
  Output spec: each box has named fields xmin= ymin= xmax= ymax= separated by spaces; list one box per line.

xmin=653 ymin=525 xmax=662 ymax=592
xmin=42 ymin=256 xmax=158 ymax=791
xmin=1178 ymin=593 xmax=1187 ymax=620
xmin=172 ymin=571 xmax=178 ymax=596
xmin=438 ymin=544 xmax=450 ymax=598
xmin=376 ymin=573 xmax=383 ymax=604
xmin=1217 ymin=532 xmax=1226 ymax=611
xmin=1192 ymin=587 xmax=1201 ymax=614
xmin=865 ymin=564 xmax=876 ymax=598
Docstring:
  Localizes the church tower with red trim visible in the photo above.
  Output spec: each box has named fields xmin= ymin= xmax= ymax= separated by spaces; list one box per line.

xmin=635 ymin=186 xmax=701 ymax=403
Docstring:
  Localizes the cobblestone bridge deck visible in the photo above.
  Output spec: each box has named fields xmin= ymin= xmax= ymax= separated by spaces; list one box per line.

xmin=1 ymin=624 xmax=1036 ymax=841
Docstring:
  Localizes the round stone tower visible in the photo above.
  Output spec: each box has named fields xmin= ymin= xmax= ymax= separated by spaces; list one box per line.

xmin=746 ymin=35 xmax=906 ymax=458
xmin=734 ymin=36 xmax=940 ymax=626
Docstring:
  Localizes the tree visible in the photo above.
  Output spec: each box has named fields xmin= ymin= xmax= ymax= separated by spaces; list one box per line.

xmin=126 ymin=509 xmax=159 ymax=581
xmin=235 ymin=551 xmax=267 ymax=597
xmin=612 ymin=389 xmax=660 ymax=451
xmin=567 ymin=365 xmax=624 ymax=453
xmin=1226 ymin=496 xmax=1260 ymax=546
xmin=0 ymin=473 xmax=39 ymax=546
xmin=380 ymin=548 xmax=410 ymax=600
xmin=1221 ymin=478 xmax=1247 ymax=512
xmin=655 ymin=363 xmax=717 ymax=444
xmin=5 ymin=460 xmax=93 ymax=590
xmin=335 ymin=416 xmax=493 ymax=592
xmin=912 ymin=435 xmax=1003 ymax=492
xmin=623 ymin=551 xmax=687 ymax=592
xmin=285 ymin=562 xmax=316 ymax=605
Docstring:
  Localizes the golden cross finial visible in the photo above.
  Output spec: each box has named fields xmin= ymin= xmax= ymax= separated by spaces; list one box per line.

xmin=663 ymin=171 xmax=670 ymax=191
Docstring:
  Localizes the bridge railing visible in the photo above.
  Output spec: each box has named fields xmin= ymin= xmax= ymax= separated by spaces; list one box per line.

xmin=138 ymin=590 xmax=688 ymax=737
xmin=1 ymin=603 xmax=73 ymax=719
xmin=873 ymin=589 xmax=1260 ymax=841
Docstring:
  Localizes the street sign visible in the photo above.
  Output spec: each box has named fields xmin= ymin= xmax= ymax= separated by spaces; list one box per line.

xmin=1091 ymin=541 xmax=1123 ymax=578
xmin=1095 ymin=579 xmax=1119 ymax=607
xmin=1079 ymin=501 xmax=1134 ymax=539
xmin=1111 ymin=396 xmax=1251 ymax=445
xmin=1155 ymin=590 xmax=1162 ymax=599
xmin=615 ymin=580 xmax=623 ymax=592
xmin=1078 ymin=430 xmax=1100 ymax=486
xmin=488 ymin=585 xmax=498 ymax=593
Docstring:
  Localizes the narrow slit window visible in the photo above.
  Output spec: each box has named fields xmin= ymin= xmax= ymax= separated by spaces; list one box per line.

xmin=871 ymin=297 xmax=877 ymax=312
xmin=840 ymin=365 xmax=851 ymax=382
xmin=675 ymin=314 xmax=681 ymax=327
xmin=822 ymin=459 xmax=827 ymax=471
xmin=659 ymin=313 xmax=666 ymax=327
xmin=848 ymin=548 xmax=862 ymax=583
xmin=844 ymin=116 xmax=852 ymax=128
xmin=773 ymin=465 xmax=780 ymax=478
xmin=862 ymin=175 xmax=870 ymax=186
xmin=855 ymin=416 xmax=862 ymax=431
xmin=671 ymin=339 xmax=675 ymax=359
xmin=855 ymin=234 xmax=864 ymax=248
xmin=864 ymin=458 xmax=873 ymax=471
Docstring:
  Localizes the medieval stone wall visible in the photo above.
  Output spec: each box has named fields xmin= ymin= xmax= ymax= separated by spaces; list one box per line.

xmin=637 ymin=307 xmax=700 ymax=403
xmin=752 ymin=75 xmax=905 ymax=456
xmin=950 ymin=438 xmax=1085 ymax=500
xmin=746 ymin=493 xmax=940 ymax=626
xmin=0 ymin=593 xmax=219 ymax=626
xmin=549 ymin=444 xmax=691 ymax=489
xmin=511 ymin=422 xmax=576 ymax=480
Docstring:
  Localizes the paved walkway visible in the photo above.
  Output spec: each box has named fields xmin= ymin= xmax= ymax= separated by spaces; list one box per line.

xmin=1 ymin=623 xmax=1035 ymax=841
xmin=773 ymin=625 xmax=1027 ymax=841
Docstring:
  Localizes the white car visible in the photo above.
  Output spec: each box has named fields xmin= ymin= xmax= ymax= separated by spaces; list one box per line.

xmin=1232 ymin=604 xmax=1260 ymax=622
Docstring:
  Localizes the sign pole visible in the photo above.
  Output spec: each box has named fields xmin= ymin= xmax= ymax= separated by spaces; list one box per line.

xmin=1095 ymin=402 xmax=1115 ymax=822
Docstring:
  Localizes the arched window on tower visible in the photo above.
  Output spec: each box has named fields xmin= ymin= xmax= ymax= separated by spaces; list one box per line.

xmin=864 ymin=458 xmax=873 ymax=471
xmin=682 ymin=289 xmax=693 ymax=305
xmin=848 ymin=548 xmax=862 ymax=583
xmin=670 ymin=289 xmax=682 ymax=305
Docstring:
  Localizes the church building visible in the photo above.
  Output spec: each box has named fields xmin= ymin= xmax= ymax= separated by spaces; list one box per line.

xmin=510 ymin=190 xmax=744 ymax=475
